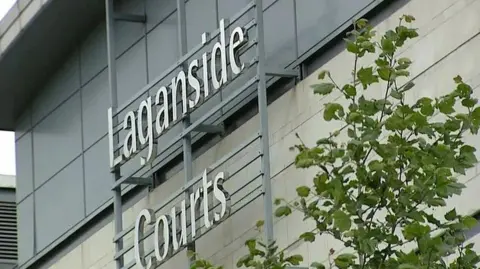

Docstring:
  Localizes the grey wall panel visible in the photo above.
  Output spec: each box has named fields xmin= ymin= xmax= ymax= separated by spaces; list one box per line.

xmin=80 ymin=23 xmax=108 ymax=85
xmin=116 ymin=38 xmax=148 ymax=107
xmin=14 ymin=110 xmax=31 ymax=141
xmin=115 ymin=0 xmax=146 ymax=57
xmin=84 ymin=136 xmax=111 ymax=215
xmin=34 ymin=158 xmax=85 ymax=251
xmin=296 ymin=0 xmax=373 ymax=56
xmin=33 ymin=92 xmax=82 ymax=188
xmin=31 ymin=52 xmax=81 ymax=125
xmin=145 ymin=0 xmax=176 ymax=31
xmin=81 ymin=70 xmax=109 ymax=149
xmin=263 ymin=0 xmax=276 ymax=9
xmin=17 ymin=195 xmax=34 ymax=265
xmin=186 ymin=0 xmax=217 ymax=51
xmin=146 ymin=12 xmax=178 ymax=82
xmin=15 ymin=132 xmax=33 ymax=202
xmin=264 ymin=0 xmax=296 ymax=68
xmin=218 ymin=0 xmax=253 ymax=24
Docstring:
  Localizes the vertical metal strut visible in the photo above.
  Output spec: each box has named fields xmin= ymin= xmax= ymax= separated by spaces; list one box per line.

xmin=105 ymin=0 xmax=123 ymax=269
xmin=176 ymin=0 xmax=195 ymax=267
xmin=255 ymin=0 xmax=274 ymax=243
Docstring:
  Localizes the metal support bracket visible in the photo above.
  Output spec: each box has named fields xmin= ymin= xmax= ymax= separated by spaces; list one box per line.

xmin=114 ymin=13 xmax=146 ymax=23
xmin=193 ymin=123 xmax=225 ymax=134
xmin=124 ymin=176 xmax=153 ymax=186
xmin=266 ymin=68 xmax=299 ymax=78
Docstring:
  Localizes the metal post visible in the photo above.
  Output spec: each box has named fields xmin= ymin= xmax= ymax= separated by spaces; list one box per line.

xmin=176 ymin=0 xmax=195 ymax=266
xmin=106 ymin=0 xmax=123 ymax=268
xmin=254 ymin=0 xmax=274 ymax=243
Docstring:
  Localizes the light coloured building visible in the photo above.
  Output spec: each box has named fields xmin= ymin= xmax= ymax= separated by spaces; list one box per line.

xmin=2 ymin=0 xmax=480 ymax=269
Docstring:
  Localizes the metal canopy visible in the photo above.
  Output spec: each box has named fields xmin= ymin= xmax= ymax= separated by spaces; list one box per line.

xmin=0 ymin=0 xmax=105 ymax=131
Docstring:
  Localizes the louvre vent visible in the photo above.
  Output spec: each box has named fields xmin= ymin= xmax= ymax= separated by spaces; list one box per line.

xmin=0 ymin=201 xmax=17 ymax=261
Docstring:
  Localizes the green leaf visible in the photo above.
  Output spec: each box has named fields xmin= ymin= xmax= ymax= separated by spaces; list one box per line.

xmin=357 ymin=67 xmax=379 ymax=89
xmin=428 ymin=198 xmax=446 ymax=206
xmin=403 ymin=14 xmax=416 ymax=23
xmin=462 ymin=98 xmax=477 ymax=108
xmin=343 ymin=84 xmax=357 ymax=97
xmin=390 ymin=90 xmax=403 ymax=100
xmin=274 ymin=206 xmax=292 ymax=217
xmin=245 ymin=238 xmax=256 ymax=250
xmin=318 ymin=70 xmax=330 ymax=80
xmin=438 ymin=96 xmax=455 ymax=114
xmin=356 ymin=18 xmax=368 ymax=28
xmin=454 ymin=75 xmax=463 ymax=83
xmin=333 ymin=210 xmax=351 ymax=232
xmin=346 ymin=41 xmax=358 ymax=54
xmin=473 ymin=107 xmax=480 ymax=120
xmin=398 ymin=57 xmax=412 ymax=65
xmin=378 ymin=67 xmax=392 ymax=81
xmin=403 ymin=81 xmax=415 ymax=91
xmin=334 ymin=253 xmax=356 ymax=268
xmin=381 ymin=37 xmax=395 ymax=54
xmin=286 ymin=254 xmax=303 ymax=265
xmin=296 ymin=186 xmax=311 ymax=197
xmin=299 ymin=232 xmax=316 ymax=242
xmin=311 ymin=262 xmax=326 ymax=269
xmin=445 ymin=209 xmax=457 ymax=221
xmin=312 ymin=83 xmax=335 ymax=95
xmin=255 ymin=220 xmax=264 ymax=229
xmin=396 ymin=70 xmax=410 ymax=77
xmin=403 ymin=222 xmax=431 ymax=240
xmin=462 ymin=216 xmax=477 ymax=229
xmin=324 ymin=103 xmax=344 ymax=121
xmin=274 ymin=198 xmax=281 ymax=205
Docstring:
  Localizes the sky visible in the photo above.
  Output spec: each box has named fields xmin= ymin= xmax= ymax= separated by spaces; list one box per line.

xmin=0 ymin=0 xmax=18 ymax=176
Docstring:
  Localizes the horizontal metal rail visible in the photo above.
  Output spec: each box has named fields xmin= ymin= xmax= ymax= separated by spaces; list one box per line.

xmin=113 ymin=75 xmax=259 ymax=188
xmin=113 ymin=132 xmax=261 ymax=242
xmin=120 ymin=185 xmax=264 ymax=269
xmin=112 ymin=1 xmax=256 ymax=117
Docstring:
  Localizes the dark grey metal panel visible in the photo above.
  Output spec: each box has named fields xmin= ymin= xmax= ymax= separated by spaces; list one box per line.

xmin=264 ymin=0 xmax=296 ymax=68
xmin=116 ymin=38 xmax=148 ymax=107
xmin=0 ymin=0 xmax=105 ymax=131
xmin=81 ymin=69 xmax=109 ymax=149
xmin=31 ymin=51 xmax=81 ymax=125
xmin=146 ymin=12 xmax=179 ymax=82
xmin=14 ymin=110 xmax=31 ymax=142
xmin=80 ymin=23 xmax=108 ymax=85
xmin=84 ymin=136 xmax=111 ymax=215
xmin=145 ymin=0 xmax=177 ymax=31
xmin=296 ymin=0 xmax=374 ymax=56
xmin=17 ymin=195 xmax=34 ymax=265
xmin=15 ymin=132 xmax=33 ymax=202
xmin=218 ymin=0 xmax=252 ymax=23
xmin=114 ymin=0 xmax=146 ymax=57
xmin=34 ymin=157 xmax=85 ymax=251
xmin=185 ymin=0 xmax=217 ymax=50
xmin=32 ymin=92 xmax=82 ymax=188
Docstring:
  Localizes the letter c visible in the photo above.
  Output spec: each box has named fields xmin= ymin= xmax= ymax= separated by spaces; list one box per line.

xmin=134 ymin=209 xmax=156 ymax=269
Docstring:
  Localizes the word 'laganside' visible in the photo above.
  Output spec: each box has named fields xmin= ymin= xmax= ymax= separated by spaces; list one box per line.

xmin=108 ymin=19 xmax=249 ymax=169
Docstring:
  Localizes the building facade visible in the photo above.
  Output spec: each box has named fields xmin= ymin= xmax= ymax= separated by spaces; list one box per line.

xmin=2 ymin=0 xmax=480 ymax=269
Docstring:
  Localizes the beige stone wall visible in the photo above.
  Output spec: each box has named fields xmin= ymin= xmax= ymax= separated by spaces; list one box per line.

xmin=45 ymin=0 xmax=480 ymax=268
